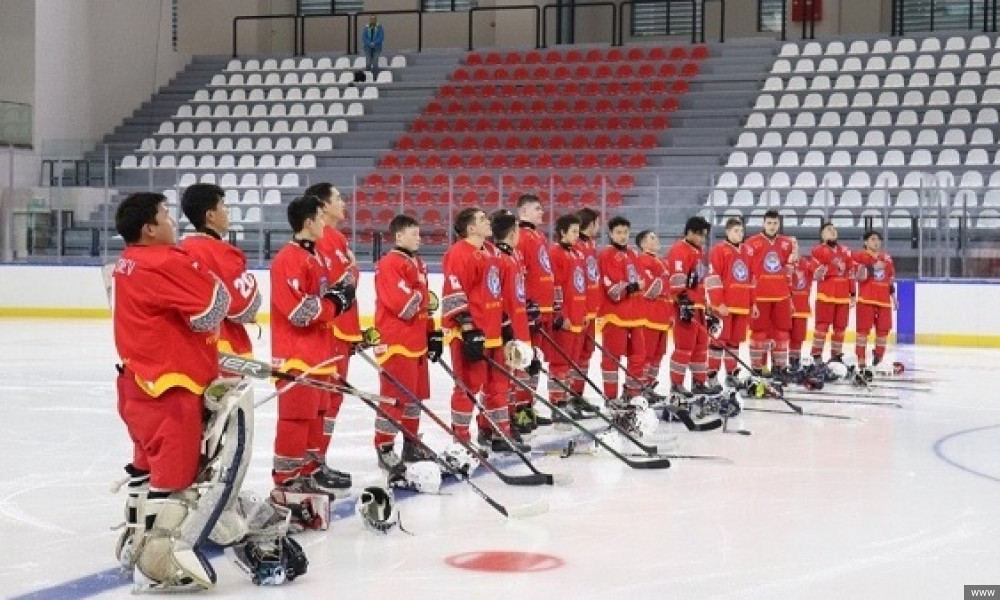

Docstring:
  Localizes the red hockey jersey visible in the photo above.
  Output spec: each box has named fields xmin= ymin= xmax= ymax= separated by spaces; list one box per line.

xmin=853 ymin=249 xmax=896 ymax=308
xmin=441 ymin=239 xmax=504 ymax=348
xmin=180 ymin=233 xmax=260 ymax=357
xmin=636 ymin=251 xmax=671 ymax=330
xmin=495 ymin=242 xmax=531 ymax=342
xmin=270 ymin=241 xmax=341 ymax=375
xmin=575 ymin=235 xmax=602 ymax=319
xmin=516 ymin=223 xmax=555 ymax=311
xmin=318 ymin=226 xmax=362 ymax=343
xmin=811 ymin=242 xmax=855 ymax=303
xmin=790 ymin=255 xmax=817 ymax=317
xmin=745 ymin=233 xmax=796 ymax=302
xmin=113 ymin=245 xmax=228 ymax=397
xmin=598 ymin=243 xmax=645 ymax=328
xmin=549 ymin=242 xmax=588 ymax=332
xmin=374 ymin=248 xmax=432 ymax=363
xmin=665 ymin=239 xmax=709 ymax=310
xmin=705 ymin=240 xmax=756 ymax=314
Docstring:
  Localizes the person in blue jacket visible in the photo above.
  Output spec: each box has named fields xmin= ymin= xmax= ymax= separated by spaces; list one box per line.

xmin=362 ymin=15 xmax=385 ymax=78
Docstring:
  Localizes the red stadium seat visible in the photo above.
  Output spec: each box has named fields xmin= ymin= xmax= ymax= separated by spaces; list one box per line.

xmin=494 ymin=67 xmax=510 ymax=81
xmin=366 ymin=173 xmax=384 ymax=187
xmin=465 ymin=54 xmax=483 ymax=66
xmin=585 ymin=48 xmax=602 ymax=62
xmin=663 ymin=97 xmax=680 ymax=111
xmin=524 ymin=50 xmax=542 ymax=64
xmin=606 ymin=48 xmax=624 ymax=62
xmin=692 ymin=45 xmax=709 ymax=60
xmin=453 ymin=119 xmax=471 ymax=133
xmin=626 ymin=154 xmax=646 ymax=168
xmin=615 ymin=64 xmax=634 ymax=78
xmin=410 ymin=173 xmax=430 ymax=188
xmin=574 ymin=65 xmax=593 ymax=79
xmin=615 ymin=173 xmax=635 ymax=188
xmin=452 ymin=68 xmax=470 ymax=82
xmin=681 ymin=62 xmax=699 ymax=77
xmin=669 ymin=47 xmax=688 ymax=60
xmin=381 ymin=154 xmax=400 ymax=168
xmin=504 ymin=51 xmax=523 ymax=65
xmin=475 ymin=174 xmax=495 ymax=189
xmin=553 ymin=65 xmax=571 ymax=79
xmin=595 ymin=64 xmax=613 ymax=78
xmin=571 ymin=135 xmax=589 ymax=150
xmin=649 ymin=80 xmax=668 ymax=94
xmin=490 ymin=155 xmax=509 ymax=169
xmin=603 ymin=154 xmax=622 ymax=168
xmin=595 ymin=98 xmax=613 ymax=113
xmin=658 ymin=63 xmax=677 ymax=77
xmin=637 ymin=63 xmax=656 ymax=78
xmin=440 ymin=136 xmax=458 ymax=151
xmin=536 ymin=153 xmax=554 ymax=168
xmin=504 ymin=136 xmax=522 ymax=151
xmin=555 ymin=190 xmax=575 ymax=206
xmin=440 ymin=84 xmax=457 ymax=98
xmin=543 ymin=50 xmax=561 ymax=63
xmin=402 ymin=155 xmax=421 ymax=169
xmin=650 ymin=114 xmax=669 ymax=129
xmin=425 ymin=155 xmax=443 ymax=168
xmin=616 ymin=134 xmax=635 ymax=149
xmin=483 ymin=53 xmax=501 ymax=65
xmin=639 ymin=134 xmax=658 ymax=149
xmin=533 ymin=66 xmax=549 ymax=79
xmin=672 ymin=80 xmax=690 ymax=94
xmin=625 ymin=81 xmax=644 ymax=96
xmin=626 ymin=47 xmax=644 ymax=61
xmin=565 ymin=49 xmax=583 ymax=63
xmin=460 ymin=136 xmax=479 ymax=151
xmin=472 ymin=68 xmax=490 ymax=81
xmin=648 ymin=47 xmax=667 ymax=60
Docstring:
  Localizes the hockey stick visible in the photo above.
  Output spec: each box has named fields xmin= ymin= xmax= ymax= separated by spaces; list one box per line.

xmin=533 ymin=358 xmax=664 ymax=456
xmin=433 ymin=358 xmax=573 ymax=486
xmin=741 ymin=406 xmax=855 ymax=420
xmin=353 ymin=350 xmax=559 ymax=488
xmin=769 ymin=395 xmax=903 ymax=409
xmin=783 ymin=385 xmax=900 ymax=401
xmin=483 ymin=355 xmax=671 ymax=470
xmin=545 ymin=439 xmax=733 ymax=463
xmin=218 ymin=353 xmax=547 ymax=519
xmin=579 ymin=329 xmax=724 ymax=432
xmin=696 ymin=320 xmax=804 ymax=416
xmin=253 ymin=355 xmax=343 ymax=408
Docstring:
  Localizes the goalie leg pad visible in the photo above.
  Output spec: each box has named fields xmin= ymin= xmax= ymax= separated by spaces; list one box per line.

xmin=135 ymin=490 xmax=217 ymax=591
xmin=115 ymin=464 xmax=150 ymax=570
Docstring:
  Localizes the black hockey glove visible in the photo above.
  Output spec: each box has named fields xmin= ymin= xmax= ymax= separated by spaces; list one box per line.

xmin=552 ymin=312 xmax=566 ymax=331
xmin=677 ymin=293 xmax=695 ymax=323
xmin=426 ymin=330 xmax=444 ymax=363
xmin=323 ymin=282 xmax=355 ymax=315
xmin=525 ymin=301 xmax=541 ymax=330
xmin=526 ymin=357 xmax=542 ymax=377
xmin=461 ymin=328 xmax=486 ymax=361
xmin=625 ymin=281 xmax=641 ymax=295
xmin=501 ymin=313 xmax=514 ymax=344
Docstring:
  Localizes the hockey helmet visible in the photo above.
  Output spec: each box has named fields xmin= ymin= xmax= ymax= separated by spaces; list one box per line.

xmin=440 ymin=442 xmax=478 ymax=477
xmin=356 ymin=486 xmax=400 ymax=534
xmin=826 ymin=361 xmax=849 ymax=380
xmin=404 ymin=461 xmax=441 ymax=494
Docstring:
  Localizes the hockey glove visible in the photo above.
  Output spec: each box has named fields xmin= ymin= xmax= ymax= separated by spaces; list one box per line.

xmin=461 ymin=328 xmax=486 ymax=362
xmin=706 ymin=313 xmax=723 ymax=338
xmin=677 ymin=293 xmax=695 ymax=323
xmin=552 ymin=312 xmax=566 ymax=331
xmin=501 ymin=313 xmax=514 ymax=344
xmin=426 ymin=330 xmax=444 ymax=363
xmin=361 ymin=326 xmax=382 ymax=348
xmin=525 ymin=301 xmax=541 ymax=330
xmin=323 ymin=282 xmax=355 ymax=315
xmin=427 ymin=289 xmax=440 ymax=314
xmin=625 ymin=281 xmax=641 ymax=295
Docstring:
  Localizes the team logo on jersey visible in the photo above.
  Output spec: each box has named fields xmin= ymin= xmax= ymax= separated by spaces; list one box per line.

xmin=486 ymin=265 xmax=502 ymax=298
xmin=586 ymin=256 xmax=599 ymax=283
xmin=626 ymin=264 xmax=638 ymax=283
xmin=794 ymin=271 xmax=806 ymax=290
xmin=515 ymin=273 xmax=526 ymax=302
xmin=763 ymin=251 xmax=782 ymax=274
xmin=573 ymin=266 xmax=586 ymax=293
xmin=539 ymin=247 xmax=552 ymax=274
xmin=732 ymin=259 xmax=749 ymax=282
xmin=874 ymin=268 xmax=886 ymax=281
xmin=695 ymin=262 xmax=707 ymax=280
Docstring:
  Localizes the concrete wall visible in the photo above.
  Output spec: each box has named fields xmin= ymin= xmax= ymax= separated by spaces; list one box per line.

xmin=32 ymin=0 xmax=188 ymax=149
xmin=0 ymin=0 xmax=35 ymax=107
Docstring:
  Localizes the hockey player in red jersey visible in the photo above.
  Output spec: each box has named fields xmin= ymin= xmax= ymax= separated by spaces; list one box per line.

xmin=789 ymin=254 xmax=818 ymax=369
xmin=515 ymin=194 xmax=556 ymax=425
xmin=442 ymin=208 xmax=528 ymax=453
xmin=634 ymin=230 xmax=671 ymax=404
xmin=573 ymin=208 xmax=603 ymax=405
xmin=111 ymin=192 xmax=232 ymax=589
xmin=269 ymin=196 xmax=355 ymax=496
xmin=809 ymin=222 xmax=855 ymax=363
xmin=745 ymin=209 xmax=798 ymax=380
xmin=704 ymin=217 xmax=755 ymax=388
xmin=490 ymin=211 xmax=536 ymax=437
xmin=307 ymin=182 xmax=357 ymax=490
xmin=665 ymin=216 xmax=720 ymax=399
xmin=597 ymin=216 xmax=647 ymax=403
xmin=548 ymin=213 xmax=589 ymax=415
xmin=852 ymin=231 xmax=897 ymax=379
xmin=179 ymin=184 xmax=261 ymax=358
xmin=372 ymin=214 xmax=436 ymax=474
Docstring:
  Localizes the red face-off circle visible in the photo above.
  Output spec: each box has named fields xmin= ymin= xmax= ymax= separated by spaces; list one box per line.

xmin=445 ymin=551 xmax=565 ymax=573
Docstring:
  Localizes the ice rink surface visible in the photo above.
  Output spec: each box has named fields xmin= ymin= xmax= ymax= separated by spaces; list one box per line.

xmin=3 ymin=319 xmax=999 ymax=599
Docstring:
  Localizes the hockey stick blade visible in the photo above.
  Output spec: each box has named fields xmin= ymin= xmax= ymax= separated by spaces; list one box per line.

xmin=776 ymin=395 xmax=903 ymax=409
xmin=742 ymin=406 xmax=854 ymax=420
xmin=484 ymin=356 xmax=671 ymax=470
xmin=545 ymin=445 xmax=731 ymax=463
xmin=660 ymin=405 xmax=724 ymax=432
